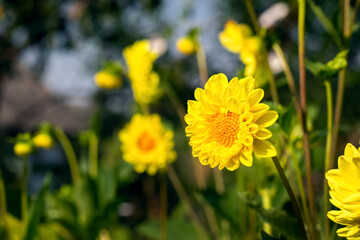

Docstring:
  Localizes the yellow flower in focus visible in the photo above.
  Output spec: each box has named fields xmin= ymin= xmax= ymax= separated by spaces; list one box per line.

xmin=119 ymin=114 xmax=176 ymax=175
xmin=184 ymin=73 xmax=277 ymax=171
xmin=326 ymin=143 xmax=360 ymax=239
xmin=218 ymin=20 xmax=253 ymax=54
xmin=176 ymin=37 xmax=196 ymax=55
xmin=94 ymin=71 xmax=122 ymax=89
xmin=123 ymin=40 xmax=160 ymax=105
xmin=33 ymin=133 xmax=54 ymax=149
xmin=14 ymin=142 xmax=33 ymax=157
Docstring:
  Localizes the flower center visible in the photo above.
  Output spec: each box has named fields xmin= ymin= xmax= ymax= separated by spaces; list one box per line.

xmin=208 ymin=111 xmax=240 ymax=148
xmin=137 ymin=132 xmax=156 ymax=152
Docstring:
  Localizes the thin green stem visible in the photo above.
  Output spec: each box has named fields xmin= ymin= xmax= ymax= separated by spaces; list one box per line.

xmin=331 ymin=0 xmax=351 ymax=170
xmin=271 ymin=156 xmax=307 ymax=239
xmin=195 ymin=36 xmax=208 ymax=87
xmin=54 ymin=128 xmax=80 ymax=183
xmin=323 ymin=80 xmax=333 ymax=240
xmin=89 ymin=131 xmax=99 ymax=178
xmin=167 ymin=165 xmax=208 ymax=240
xmin=273 ymin=43 xmax=301 ymax=113
xmin=298 ymin=0 xmax=315 ymax=223
xmin=163 ymin=84 xmax=207 ymax=189
xmin=0 ymin=168 xmax=7 ymax=227
xmin=244 ymin=0 xmax=279 ymax=103
xmin=21 ymin=157 xmax=28 ymax=224
xmin=160 ymin=172 xmax=167 ymax=240
xmin=244 ymin=0 xmax=260 ymax=34
xmin=236 ymin=169 xmax=247 ymax=235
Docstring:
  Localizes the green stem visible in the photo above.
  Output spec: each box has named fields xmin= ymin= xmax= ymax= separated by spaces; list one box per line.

xmin=271 ymin=156 xmax=307 ymax=239
xmin=21 ymin=157 xmax=28 ymax=224
xmin=244 ymin=0 xmax=260 ymax=34
xmin=323 ymin=80 xmax=333 ymax=240
xmin=54 ymin=128 xmax=80 ymax=183
xmin=160 ymin=172 xmax=167 ymax=240
xmin=331 ymin=0 xmax=351 ymax=169
xmin=167 ymin=165 xmax=208 ymax=240
xmin=213 ymin=169 xmax=225 ymax=195
xmin=89 ymin=131 xmax=99 ymax=178
xmin=298 ymin=0 xmax=315 ymax=223
xmin=195 ymin=36 xmax=209 ymax=87
xmin=244 ymin=0 xmax=279 ymax=103
xmin=0 ymin=168 xmax=7 ymax=227
xmin=236 ymin=170 xmax=247 ymax=235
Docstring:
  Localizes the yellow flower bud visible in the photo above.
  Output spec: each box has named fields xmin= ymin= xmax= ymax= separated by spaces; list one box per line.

xmin=176 ymin=37 xmax=196 ymax=55
xmin=14 ymin=142 xmax=33 ymax=157
xmin=33 ymin=133 xmax=54 ymax=149
xmin=94 ymin=71 xmax=122 ymax=89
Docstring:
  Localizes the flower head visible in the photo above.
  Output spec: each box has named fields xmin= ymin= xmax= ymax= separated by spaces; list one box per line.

xmin=94 ymin=71 xmax=122 ymax=89
xmin=184 ymin=73 xmax=277 ymax=171
xmin=326 ymin=143 xmax=360 ymax=239
xmin=176 ymin=37 xmax=196 ymax=55
xmin=119 ymin=114 xmax=176 ymax=175
xmin=219 ymin=20 xmax=263 ymax=77
xmin=123 ymin=40 xmax=160 ymax=105
xmin=33 ymin=133 xmax=54 ymax=149
xmin=14 ymin=133 xmax=34 ymax=157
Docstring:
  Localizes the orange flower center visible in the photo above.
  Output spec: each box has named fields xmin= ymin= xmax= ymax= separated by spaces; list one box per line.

xmin=137 ymin=132 xmax=156 ymax=152
xmin=208 ymin=111 xmax=240 ymax=148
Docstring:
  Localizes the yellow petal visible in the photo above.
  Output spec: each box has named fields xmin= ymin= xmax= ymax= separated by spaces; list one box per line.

xmin=248 ymin=89 xmax=264 ymax=107
xmin=205 ymin=73 xmax=228 ymax=94
xmin=255 ymin=111 xmax=278 ymax=127
xmin=253 ymin=139 xmax=277 ymax=157
xmin=254 ymin=129 xmax=272 ymax=140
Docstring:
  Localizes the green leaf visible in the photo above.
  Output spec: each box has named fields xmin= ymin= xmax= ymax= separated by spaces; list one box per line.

xmin=280 ymin=102 xmax=296 ymax=137
xmin=22 ymin=174 xmax=52 ymax=240
xmin=238 ymin=192 xmax=303 ymax=240
xmin=260 ymin=230 xmax=282 ymax=240
xmin=306 ymin=0 xmax=343 ymax=49
xmin=306 ymin=51 xmax=348 ymax=79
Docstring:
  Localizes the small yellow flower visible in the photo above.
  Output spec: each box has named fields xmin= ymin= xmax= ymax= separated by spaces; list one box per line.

xmin=176 ymin=37 xmax=196 ymax=55
xmin=219 ymin=20 xmax=263 ymax=77
xmin=123 ymin=40 xmax=160 ymax=105
xmin=33 ymin=133 xmax=54 ymax=149
xmin=119 ymin=114 xmax=176 ymax=175
xmin=326 ymin=143 xmax=360 ymax=239
xmin=184 ymin=73 xmax=277 ymax=171
xmin=218 ymin=20 xmax=253 ymax=54
xmin=14 ymin=142 xmax=33 ymax=157
xmin=94 ymin=71 xmax=122 ymax=89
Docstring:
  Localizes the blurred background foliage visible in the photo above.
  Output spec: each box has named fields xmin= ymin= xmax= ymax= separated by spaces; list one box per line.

xmin=1 ymin=0 xmax=360 ymax=239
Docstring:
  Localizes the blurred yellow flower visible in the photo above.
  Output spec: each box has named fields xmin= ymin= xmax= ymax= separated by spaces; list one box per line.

xmin=119 ymin=114 xmax=176 ymax=175
xmin=14 ymin=142 xmax=33 ymax=157
xmin=123 ymin=40 xmax=160 ymax=105
xmin=94 ymin=71 xmax=122 ymax=89
xmin=326 ymin=143 xmax=360 ymax=239
xmin=33 ymin=133 xmax=54 ymax=149
xmin=176 ymin=37 xmax=196 ymax=55
xmin=184 ymin=73 xmax=277 ymax=171
xmin=219 ymin=20 xmax=262 ymax=77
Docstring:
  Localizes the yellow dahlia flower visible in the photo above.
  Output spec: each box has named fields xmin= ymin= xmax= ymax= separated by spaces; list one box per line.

xmin=176 ymin=37 xmax=196 ymax=55
xmin=119 ymin=114 xmax=176 ymax=175
xmin=326 ymin=143 xmax=360 ymax=239
xmin=123 ymin=40 xmax=160 ymax=105
xmin=94 ymin=71 xmax=122 ymax=89
xmin=184 ymin=73 xmax=277 ymax=171
xmin=33 ymin=133 xmax=54 ymax=149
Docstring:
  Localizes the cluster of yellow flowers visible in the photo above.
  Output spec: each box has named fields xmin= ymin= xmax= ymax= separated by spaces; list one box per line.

xmin=219 ymin=20 xmax=262 ymax=77
xmin=123 ymin=40 xmax=160 ymax=106
xmin=119 ymin=114 xmax=176 ymax=175
xmin=326 ymin=143 xmax=360 ymax=239
xmin=185 ymin=73 xmax=277 ymax=170
xmin=14 ymin=130 xmax=54 ymax=157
